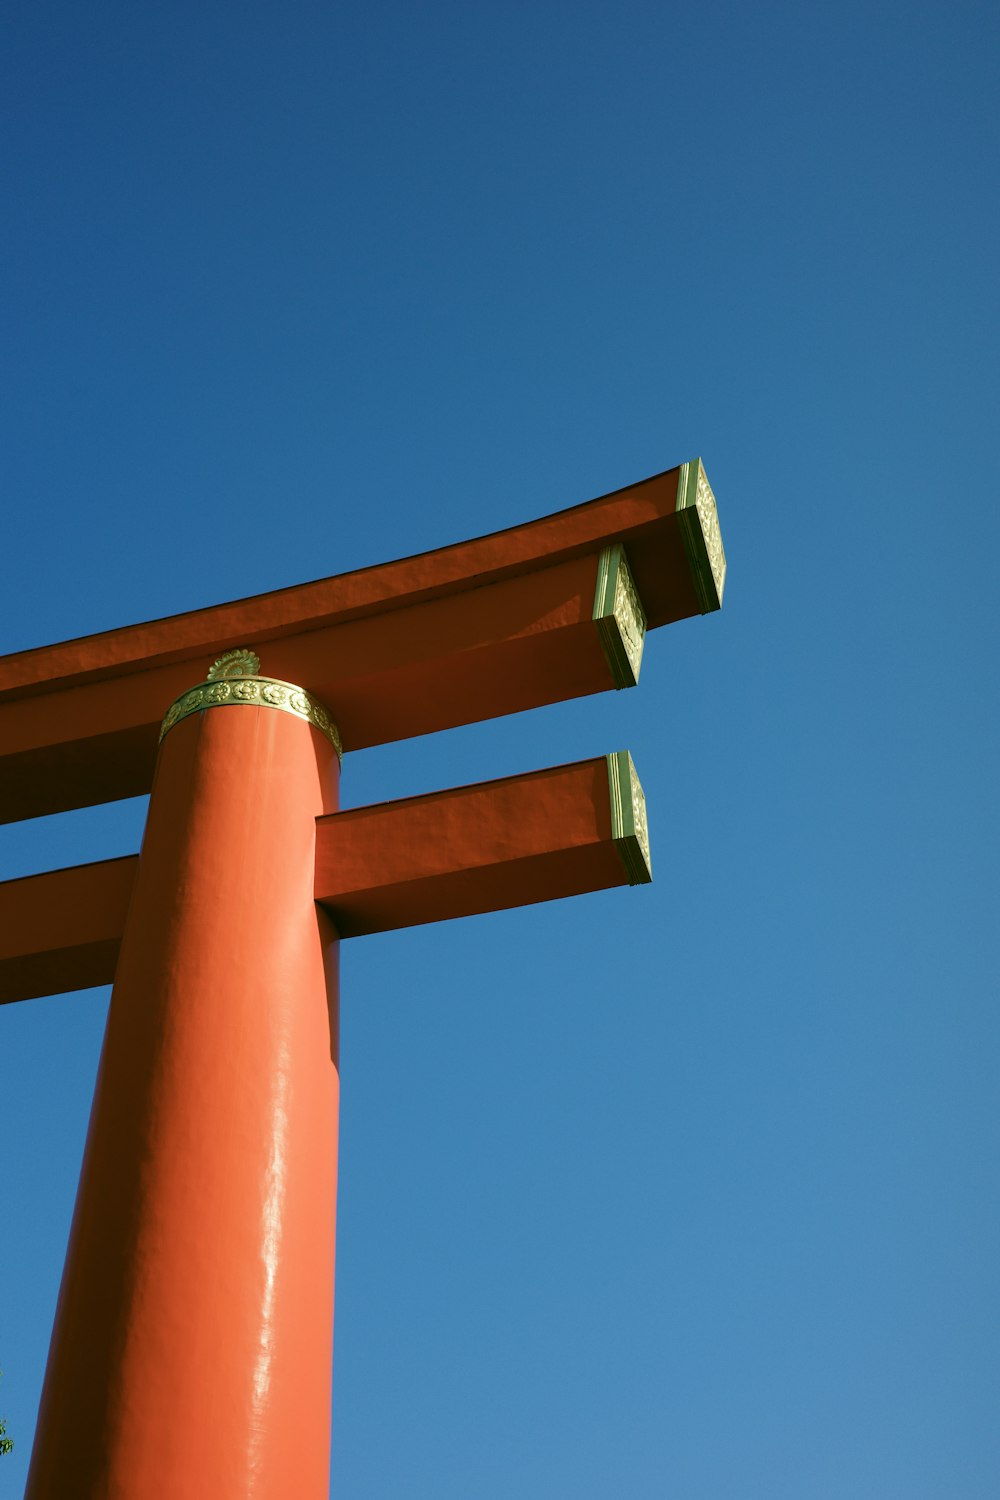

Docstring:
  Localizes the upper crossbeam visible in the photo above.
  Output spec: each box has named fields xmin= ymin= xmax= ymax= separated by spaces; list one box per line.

xmin=0 ymin=460 xmax=724 ymax=823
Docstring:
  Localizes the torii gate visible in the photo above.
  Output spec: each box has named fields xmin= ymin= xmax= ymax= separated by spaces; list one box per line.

xmin=0 ymin=457 xmax=726 ymax=1497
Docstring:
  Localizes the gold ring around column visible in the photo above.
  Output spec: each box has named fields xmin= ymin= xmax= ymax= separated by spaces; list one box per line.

xmin=159 ymin=650 xmax=342 ymax=760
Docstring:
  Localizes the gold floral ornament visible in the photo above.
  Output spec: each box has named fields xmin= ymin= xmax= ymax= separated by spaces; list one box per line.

xmin=159 ymin=647 xmax=341 ymax=759
xmin=207 ymin=649 xmax=261 ymax=681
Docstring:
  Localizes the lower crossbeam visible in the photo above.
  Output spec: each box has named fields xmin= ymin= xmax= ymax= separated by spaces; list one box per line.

xmin=0 ymin=755 xmax=650 ymax=1006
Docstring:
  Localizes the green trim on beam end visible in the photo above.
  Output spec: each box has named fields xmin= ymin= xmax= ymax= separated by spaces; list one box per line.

xmin=606 ymin=750 xmax=652 ymax=885
xmin=592 ymin=544 xmax=647 ymax=688
xmin=675 ymin=458 xmax=727 ymax=612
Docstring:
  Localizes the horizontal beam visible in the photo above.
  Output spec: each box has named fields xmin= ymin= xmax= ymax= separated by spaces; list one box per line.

xmin=314 ymin=754 xmax=650 ymax=935
xmin=0 ymin=460 xmax=724 ymax=823
xmin=0 ymin=856 xmax=137 ymax=1005
xmin=0 ymin=757 xmax=650 ymax=1005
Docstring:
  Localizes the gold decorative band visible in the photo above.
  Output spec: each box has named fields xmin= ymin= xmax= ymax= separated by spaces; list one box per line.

xmin=593 ymin=543 xmax=647 ymax=688
xmin=675 ymin=458 xmax=726 ymax=613
xmin=160 ymin=651 xmax=342 ymax=760
xmin=606 ymin=749 xmax=652 ymax=885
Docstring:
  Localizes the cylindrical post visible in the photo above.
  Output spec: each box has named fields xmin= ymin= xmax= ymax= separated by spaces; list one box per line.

xmin=27 ymin=655 xmax=342 ymax=1498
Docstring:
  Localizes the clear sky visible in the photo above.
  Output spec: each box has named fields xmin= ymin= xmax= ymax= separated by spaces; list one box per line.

xmin=1 ymin=1 xmax=997 ymax=1495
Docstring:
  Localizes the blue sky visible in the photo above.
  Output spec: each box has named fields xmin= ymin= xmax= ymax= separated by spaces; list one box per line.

xmin=1 ymin=1 xmax=997 ymax=1494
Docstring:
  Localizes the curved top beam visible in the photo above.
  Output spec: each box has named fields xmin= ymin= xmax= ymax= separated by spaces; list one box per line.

xmin=0 ymin=459 xmax=725 ymax=823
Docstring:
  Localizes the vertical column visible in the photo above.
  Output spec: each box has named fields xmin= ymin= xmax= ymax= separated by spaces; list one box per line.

xmin=27 ymin=656 xmax=342 ymax=1499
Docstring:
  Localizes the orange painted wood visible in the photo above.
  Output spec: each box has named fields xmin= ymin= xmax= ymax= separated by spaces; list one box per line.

xmin=0 ymin=759 xmax=634 ymax=1004
xmin=26 ymin=704 xmax=341 ymax=1497
xmin=315 ymin=757 xmax=629 ymax=935
xmin=0 ymin=465 xmax=699 ymax=822
xmin=0 ymin=856 xmax=137 ymax=1004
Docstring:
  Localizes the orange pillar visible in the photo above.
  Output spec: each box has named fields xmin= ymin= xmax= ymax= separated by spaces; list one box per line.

xmin=27 ymin=659 xmax=342 ymax=1499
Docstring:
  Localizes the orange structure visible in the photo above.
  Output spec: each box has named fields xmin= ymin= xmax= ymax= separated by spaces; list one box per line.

xmin=0 ymin=458 xmax=726 ymax=1496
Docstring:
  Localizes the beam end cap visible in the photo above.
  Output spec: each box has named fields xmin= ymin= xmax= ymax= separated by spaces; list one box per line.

xmin=606 ymin=750 xmax=652 ymax=884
